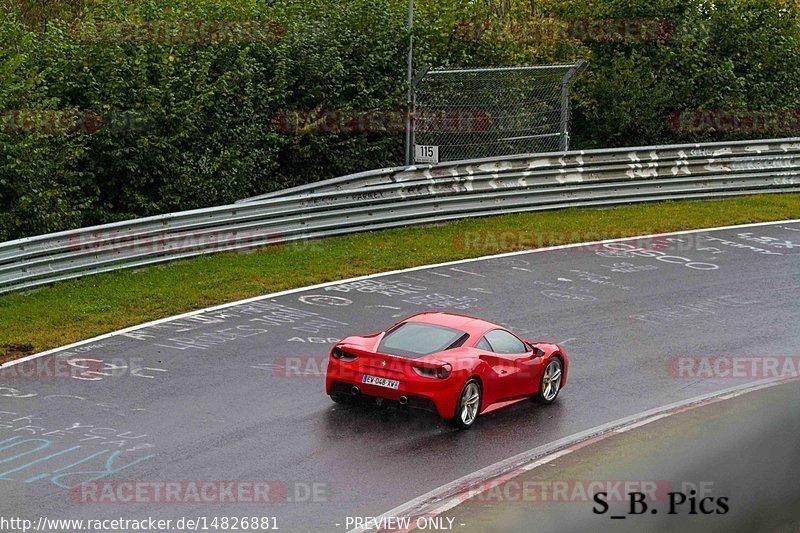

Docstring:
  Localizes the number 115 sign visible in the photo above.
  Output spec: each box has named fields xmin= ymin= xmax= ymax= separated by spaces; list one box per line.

xmin=414 ymin=144 xmax=439 ymax=164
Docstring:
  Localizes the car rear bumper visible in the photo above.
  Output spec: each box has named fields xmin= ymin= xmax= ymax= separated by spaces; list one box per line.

xmin=326 ymin=361 xmax=460 ymax=418
xmin=328 ymin=380 xmax=439 ymax=413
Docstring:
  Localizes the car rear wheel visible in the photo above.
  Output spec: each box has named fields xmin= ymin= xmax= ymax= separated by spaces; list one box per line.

xmin=450 ymin=379 xmax=481 ymax=429
xmin=330 ymin=394 xmax=347 ymax=404
xmin=534 ymin=357 xmax=562 ymax=404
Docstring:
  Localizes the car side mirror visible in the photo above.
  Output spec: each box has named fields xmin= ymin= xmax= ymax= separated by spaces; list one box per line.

xmin=527 ymin=342 xmax=544 ymax=356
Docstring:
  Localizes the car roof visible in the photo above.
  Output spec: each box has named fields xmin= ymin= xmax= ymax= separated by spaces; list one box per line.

xmin=404 ymin=312 xmax=503 ymax=336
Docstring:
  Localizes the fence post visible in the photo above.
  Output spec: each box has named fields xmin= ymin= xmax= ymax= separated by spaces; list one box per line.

xmin=559 ymin=59 xmax=587 ymax=152
xmin=404 ymin=0 xmax=415 ymax=166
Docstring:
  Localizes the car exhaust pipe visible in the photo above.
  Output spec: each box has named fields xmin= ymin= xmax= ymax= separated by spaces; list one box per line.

xmin=350 ymin=386 xmax=360 ymax=396
xmin=399 ymin=396 xmax=408 ymax=405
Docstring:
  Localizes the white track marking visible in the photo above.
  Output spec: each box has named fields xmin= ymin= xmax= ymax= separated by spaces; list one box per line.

xmin=614 ymin=413 xmax=670 ymax=433
xmin=423 ymin=449 xmax=573 ymax=519
xmin=346 ymin=377 xmax=794 ymax=533
xmin=3 ymin=219 xmax=797 ymax=531
xmin=449 ymin=268 xmax=485 ymax=277
xmin=2 ymin=219 xmax=797 ymax=371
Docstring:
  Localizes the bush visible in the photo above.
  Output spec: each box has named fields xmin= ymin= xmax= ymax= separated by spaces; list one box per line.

xmin=1 ymin=0 xmax=798 ymax=240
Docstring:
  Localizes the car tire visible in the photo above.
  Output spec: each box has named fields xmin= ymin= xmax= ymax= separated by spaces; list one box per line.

xmin=534 ymin=357 xmax=563 ymax=404
xmin=330 ymin=394 xmax=348 ymax=404
xmin=450 ymin=379 xmax=482 ymax=429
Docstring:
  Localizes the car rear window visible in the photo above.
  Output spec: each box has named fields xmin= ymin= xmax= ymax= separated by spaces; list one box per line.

xmin=378 ymin=322 xmax=467 ymax=358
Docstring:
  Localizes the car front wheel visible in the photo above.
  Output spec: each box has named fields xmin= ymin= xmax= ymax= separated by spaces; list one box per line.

xmin=534 ymin=358 xmax=562 ymax=404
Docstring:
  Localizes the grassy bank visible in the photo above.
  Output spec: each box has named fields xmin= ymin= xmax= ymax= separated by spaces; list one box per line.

xmin=2 ymin=194 xmax=799 ymax=363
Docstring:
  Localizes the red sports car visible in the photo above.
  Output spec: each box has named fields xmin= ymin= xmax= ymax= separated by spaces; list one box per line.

xmin=325 ymin=312 xmax=568 ymax=429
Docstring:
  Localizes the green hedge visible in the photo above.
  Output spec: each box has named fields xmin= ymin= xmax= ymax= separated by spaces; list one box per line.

xmin=1 ymin=0 xmax=798 ymax=240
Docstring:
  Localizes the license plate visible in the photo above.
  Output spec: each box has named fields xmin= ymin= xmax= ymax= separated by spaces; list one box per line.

xmin=362 ymin=375 xmax=400 ymax=390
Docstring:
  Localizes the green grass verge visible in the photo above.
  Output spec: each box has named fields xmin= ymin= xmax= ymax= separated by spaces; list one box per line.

xmin=2 ymin=193 xmax=799 ymax=363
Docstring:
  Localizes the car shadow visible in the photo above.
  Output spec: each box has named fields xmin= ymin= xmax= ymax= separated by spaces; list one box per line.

xmin=313 ymin=395 xmax=574 ymax=495
xmin=320 ymin=394 xmax=571 ymax=443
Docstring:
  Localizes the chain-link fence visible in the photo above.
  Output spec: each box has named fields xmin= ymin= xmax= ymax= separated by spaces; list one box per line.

xmin=411 ymin=61 xmax=586 ymax=163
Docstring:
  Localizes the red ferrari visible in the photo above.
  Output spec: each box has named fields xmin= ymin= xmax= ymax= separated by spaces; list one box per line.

xmin=325 ymin=312 xmax=568 ymax=429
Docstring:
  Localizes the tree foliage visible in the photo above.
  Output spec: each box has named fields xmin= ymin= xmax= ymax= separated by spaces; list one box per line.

xmin=1 ymin=0 xmax=798 ymax=239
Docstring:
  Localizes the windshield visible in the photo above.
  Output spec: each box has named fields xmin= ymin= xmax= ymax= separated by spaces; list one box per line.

xmin=377 ymin=322 xmax=467 ymax=358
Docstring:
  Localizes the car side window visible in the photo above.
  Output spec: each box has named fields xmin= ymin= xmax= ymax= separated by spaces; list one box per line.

xmin=475 ymin=337 xmax=492 ymax=351
xmin=482 ymin=329 xmax=528 ymax=354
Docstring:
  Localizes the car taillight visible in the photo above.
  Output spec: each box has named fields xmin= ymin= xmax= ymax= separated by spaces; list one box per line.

xmin=412 ymin=366 xmax=435 ymax=378
xmin=413 ymin=364 xmax=451 ymax=379
xmin=331 ymin=348 xmax=357 ymax=362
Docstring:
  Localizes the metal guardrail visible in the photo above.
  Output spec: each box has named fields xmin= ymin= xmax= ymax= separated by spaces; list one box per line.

xmin=2 ymin=137 xmax=799 ymax=294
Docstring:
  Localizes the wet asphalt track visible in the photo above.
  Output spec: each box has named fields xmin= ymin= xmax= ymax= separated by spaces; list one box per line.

xmin=1 ymin=220 xmax=799 ymax=532
xmin=444 ymin=379 xmax=800 ymax=533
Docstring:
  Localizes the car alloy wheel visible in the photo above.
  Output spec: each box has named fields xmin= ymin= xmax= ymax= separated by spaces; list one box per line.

xmin=537 ymin=358 xmax=562 ymax=403
xmin=451 ymin=379 xmax=481 ymax=429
